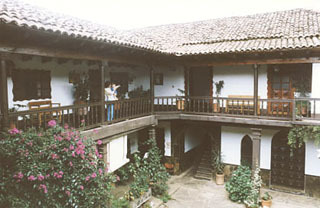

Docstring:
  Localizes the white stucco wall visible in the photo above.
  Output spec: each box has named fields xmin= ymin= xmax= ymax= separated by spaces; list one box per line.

xmin=7 ymin=56 xmax=97 ymax=110
xmin=157 ymin=121 xmax=172 ymax=156
xmin=154 ymin=66 xmax=185 ymax=97
xmin=108 ymin=135 xmax=129 ymax=172
xmin=212 ymin=65 xmax=268 ymax=98
xmin=305 ymin=140 xmax=320 ymax=176
xmin=312 ymin=63 xmax=320 ymax=114
xmin=184 ymin=125 xmax=206 ymax=153
xmin=221 ymin=126 xmax=278 ymax=169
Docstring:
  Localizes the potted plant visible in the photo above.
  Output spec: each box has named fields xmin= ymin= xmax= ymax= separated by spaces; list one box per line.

xmin=261 ymin=192 xmax=272 ymax=207
xmin=212 ymin=149 xmax=225 ymax=185
xmin=73 ymin=74 xmax=89 ymax=115
xmin=176 ymin=88 xmax=185 ymax=110
xmin=213 ymin=80 xmax=224 ymax=112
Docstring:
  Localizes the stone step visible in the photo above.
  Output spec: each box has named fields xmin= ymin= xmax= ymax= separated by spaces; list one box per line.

xmin=194 ymin=172 xmax=212 ymax=180
xmin=197 ymin=166 xmax=212 ymax=172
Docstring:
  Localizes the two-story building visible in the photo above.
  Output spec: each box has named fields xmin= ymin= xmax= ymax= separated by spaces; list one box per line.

xmin=1 ymin=0 xmax=320 ymax=197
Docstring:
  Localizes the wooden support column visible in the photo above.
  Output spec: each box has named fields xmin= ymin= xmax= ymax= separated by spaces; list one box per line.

xmin=149 ymin=66 xmax=154 ymax=113
xmin=251 ymin=128 xmax=262 ymax=171
xmin=253 ymin=64 xmax=259 ymax=116
xmin=184 ymin=67 xmax=190 ymax=97
xmin=0 ymin=58 xmax=9 ymax=130
xmin=100 ymin=61 xmax=107 ymax=123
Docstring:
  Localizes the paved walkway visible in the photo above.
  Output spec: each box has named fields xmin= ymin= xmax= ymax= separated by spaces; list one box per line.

xmin=152 ymin=169 xmax=320 ymax=208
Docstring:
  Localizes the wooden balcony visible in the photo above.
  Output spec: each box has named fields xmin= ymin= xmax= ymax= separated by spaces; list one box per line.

xmin=2 ymin=96 xmax=320 ymax=132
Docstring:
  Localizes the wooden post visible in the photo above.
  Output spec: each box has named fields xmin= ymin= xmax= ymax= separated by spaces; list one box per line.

xmin=149 ymin=66 xmax=154 ymax=114
xmin=292 ymin=97 xmax=296 ymax=121
xmin=251 ymin=128 xmax=262 ymax=171
xmin=0 ymin=58 xmax=9 ymax=130
xmin=253 ymin=64 xmax=259 ymax=116
xmin=100 ymin=61 xmax=107 ymax=123
xmin=184 ymin=67 xmax=190 ymax=97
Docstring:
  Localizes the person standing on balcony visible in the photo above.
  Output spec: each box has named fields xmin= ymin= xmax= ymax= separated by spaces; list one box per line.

xmin=111 ymin=83 xmax=120 ymax=100
xmin=105 ymin=81 xmax=116 ymax=121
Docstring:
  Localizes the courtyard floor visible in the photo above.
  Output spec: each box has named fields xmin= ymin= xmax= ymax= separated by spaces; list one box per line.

xmin=152 ymin=168 xmax=320 ymax=208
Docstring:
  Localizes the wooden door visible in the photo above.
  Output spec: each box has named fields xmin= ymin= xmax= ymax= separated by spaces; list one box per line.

xmin=271 ymin=130 xmax=305 ymax=190
xmin=268 ymin=66 xmax=295 ymax=115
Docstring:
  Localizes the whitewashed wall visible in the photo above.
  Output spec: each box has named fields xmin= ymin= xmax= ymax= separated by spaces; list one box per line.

xmin=7 ymin=56 xmax=98 ymax=110
xmin=221 ymin=126 xmax=278 ymax=169
xmin=305 ymin=140 xmax=320 ymax=176
xmin=184 ymin=124 xmax=206 ymax=153
xmin=157 ymin=121 xmax=172 ymax=156
xmin=212 ymin=65 xmax=268 ymax=98
xmin=108 ymin=135 xmax=129 ymax=172
xmin=154 ymin=66 xmax=185 ymax=97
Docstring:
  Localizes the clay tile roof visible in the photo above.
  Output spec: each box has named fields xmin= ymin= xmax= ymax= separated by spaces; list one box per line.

xmin=1 ymin=0 xmax=320 ymax=56
xmin=123 ymin=8 xmax=320 ymax=55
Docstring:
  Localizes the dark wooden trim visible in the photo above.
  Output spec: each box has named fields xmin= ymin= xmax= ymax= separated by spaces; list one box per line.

xmin=253 ymin=64 xmax=259 ymax=116
xmin=184 ymin=67 xmax=190 ymax=97
xmin=187 ymin=57 xmax=320 ymax=67
xmin=0 ymin=59 xmax=9 ymax=130
xmin=100 ymin=63 xmax=106 ymax=123
xmin=150 ymin=66 xmax=155 ymax=113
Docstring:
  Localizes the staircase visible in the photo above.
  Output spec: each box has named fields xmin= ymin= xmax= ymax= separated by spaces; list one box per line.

xmin=194 ymin=147 xmax=213 ymax=180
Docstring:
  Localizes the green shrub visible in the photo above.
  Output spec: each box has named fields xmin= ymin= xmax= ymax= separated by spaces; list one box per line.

xmin=115 ymin=164 xmax=130 ymax=184
xmin=225 ymin=165 xmax=252 ymax=203
xmin=111 ymin=197 xmax=129 ymax=208
xmin=0 ymin=121 xmax=114 ymax=208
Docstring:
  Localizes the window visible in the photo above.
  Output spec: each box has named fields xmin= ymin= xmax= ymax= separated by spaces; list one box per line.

xmin=12 ymin=69 xmax=51 ymax=101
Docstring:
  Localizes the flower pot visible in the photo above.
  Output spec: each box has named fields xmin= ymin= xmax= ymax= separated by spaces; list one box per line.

xmin=261 ymin=199 xmax=272 ymax=207
xmin=74 ymin=100 xmax=88 ymax=116
xmin=177 ymin=100 xmax=185 ymax=110
xmin=215 ymin=173 xmax=225 ymax=185
xmin=213 ymin=103 xmax=220 ymax=113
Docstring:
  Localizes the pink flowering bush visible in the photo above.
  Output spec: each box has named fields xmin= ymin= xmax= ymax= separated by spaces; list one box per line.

xmin=0 ymin=121 xmax=114 ymax=207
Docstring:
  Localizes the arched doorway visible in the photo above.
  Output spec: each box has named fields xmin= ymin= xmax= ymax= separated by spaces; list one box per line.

xmin=241 ymin=135 xmax=253 ymax=167
xmin=271 ymin=130 xmax=305 ymax=190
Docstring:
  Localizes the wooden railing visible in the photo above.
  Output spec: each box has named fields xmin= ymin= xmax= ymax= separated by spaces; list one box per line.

xmin=6 ymin=98 xmax=152 ymax=131
xmin=154 ymin=96 xmax=320 ymax=121
xmin=3 ymin=96 xmax=320 ymax=131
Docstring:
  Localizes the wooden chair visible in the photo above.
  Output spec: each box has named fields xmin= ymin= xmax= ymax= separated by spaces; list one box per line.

xmin=226 ymin=95 xmax=260 ymax=115
xmin=28 ymin=101 xmax=61 ymax=125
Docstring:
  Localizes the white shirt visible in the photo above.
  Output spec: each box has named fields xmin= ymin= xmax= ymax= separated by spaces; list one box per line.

xmin=105 ymin=87 xmax=116 ymax=101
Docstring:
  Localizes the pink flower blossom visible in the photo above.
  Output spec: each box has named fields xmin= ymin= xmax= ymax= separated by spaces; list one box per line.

xmin=28 ymin=175 xmax=36 ymax=181
xmin=9 ymin=128 xmax=20 ymax=135
xmin=51 ymin=153 xmax=59 ymax=159
xmin=91 ymin=172 xmax=97 ymax=178
xmin=80 ymin=185 xmax=84 ymax=190
xmin=48 ymin=120 xmax=56 ymax=127
xmin=64 ymin=123 xmax=69 ymax=129
xmin=93 ymin=129 xmax=99 ymax=134
xmin=46 ymin=174 xmax=50 ymax=178
xmin=13 ymin=172 xmax=24 ymax=179
xmin=99 ymin=168 xmax=103 ymax=175
xmin=59 ymin=171 xmax=63 ymax=175
xmin=72 ymin=152 xmax=76 ymax=157
xmin=69 ymin=161 xmax=73 ymax=167
xmin=27 ymin=141 xmax=33 ymax=146
xmin=116 ymin=175 xmax=120 ymax=181
xmin=97 ymin=140 xmax=102 ymax=145
xmin=37 ymin=175 xmax=45 ymax=181
xmin=69 ymin=145 xmax=74 ymax=150
xmin=85 ymin=176 xmax=90 ymax=181
xmin=65 ymin=190 xmax=71 ymax=196
xmin=39 ymin=184 xmax=48 ymax=193
xmin=63 ymin=148 xmax=69 ymax=152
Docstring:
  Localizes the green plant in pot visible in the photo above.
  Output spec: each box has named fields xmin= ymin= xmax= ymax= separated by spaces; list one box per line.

xmin=212 ymin=149 xmax=225 ymax=185
xmin=213 ymin=80 xmax=224 ymax=112
xmin=261 ymin=192 xmax=272 ymax=208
